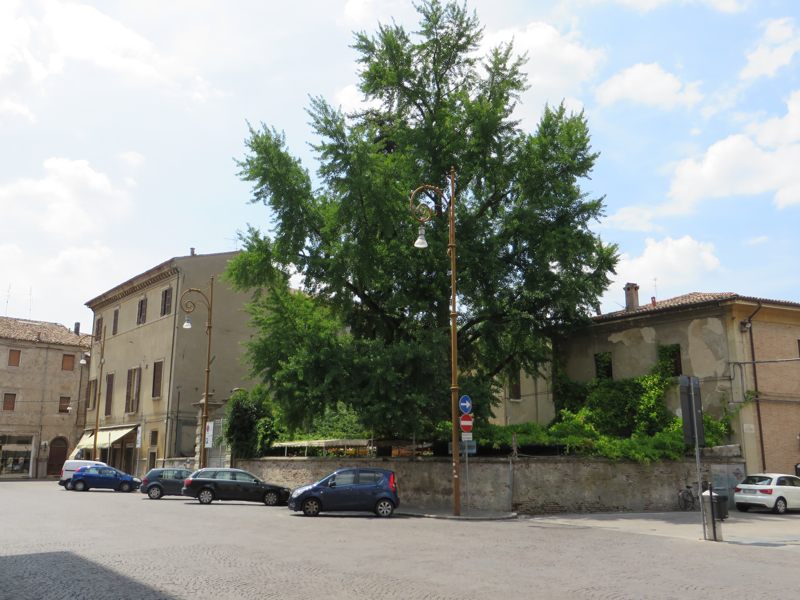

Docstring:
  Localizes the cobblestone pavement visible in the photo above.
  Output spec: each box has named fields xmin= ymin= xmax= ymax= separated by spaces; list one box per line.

xmin=2 ymin=481 xmax=799 ymax=600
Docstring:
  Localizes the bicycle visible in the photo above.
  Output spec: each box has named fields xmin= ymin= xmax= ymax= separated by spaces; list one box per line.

xmin=678 ymin=483 xmax=699 ymax=511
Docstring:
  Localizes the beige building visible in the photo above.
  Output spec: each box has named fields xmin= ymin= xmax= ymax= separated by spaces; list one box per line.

xmin=556 ymin=283 xmax=800 ymax=475
xmin=0 ymin=317 xmax=90 ymax=479
xmin=79 ymin=250 xmax=254 ymax=476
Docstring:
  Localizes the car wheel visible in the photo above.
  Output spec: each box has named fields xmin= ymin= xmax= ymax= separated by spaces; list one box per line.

xmin=147 ymin=486 xmax=163 ymax=500
xmin=65 ymin=480 xmax=74 ymax=491
xmin=773 ymin=497 xmax=787 ymax=514
xmin=198 ymin=488 xmax=214 ymax=505
xmin=375 ymin=499 xmax=395 ymax=518
xmin=302 ymin=497 xmax=321 ymax=516
xmin=263 ymin=490 xmax=279 ymax=506
xmin=119 ymin=482 xmax=131 ymax=493
xmin=736 ymin=503 xmax=750 ymax=512
xmin=73 ymin=480 xmax=87 ymax=492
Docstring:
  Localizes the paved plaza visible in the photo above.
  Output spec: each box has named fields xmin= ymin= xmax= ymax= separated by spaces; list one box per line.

xmin=1 ymin=481 xmax=799 ymax=599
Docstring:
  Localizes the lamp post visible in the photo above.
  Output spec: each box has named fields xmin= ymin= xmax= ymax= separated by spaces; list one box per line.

xmin=92 ymin=327 xmax=106 ymax=462
xmin=180 ymin=276 xmax=214 ymax=469
xmin=410 ymin=166 xmax=461 ymax=516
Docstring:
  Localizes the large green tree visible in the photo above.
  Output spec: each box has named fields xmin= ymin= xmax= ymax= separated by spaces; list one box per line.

xmin=227 ymin=0 xmax=617 ymax=439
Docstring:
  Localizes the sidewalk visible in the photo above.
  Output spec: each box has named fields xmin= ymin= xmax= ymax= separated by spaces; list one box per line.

xmin=397 ymin=504 xmax=517 ymax=521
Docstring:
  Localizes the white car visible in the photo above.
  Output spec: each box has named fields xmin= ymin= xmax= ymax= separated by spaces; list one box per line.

xmin=734 ymin=473 xmax=800 ymax=514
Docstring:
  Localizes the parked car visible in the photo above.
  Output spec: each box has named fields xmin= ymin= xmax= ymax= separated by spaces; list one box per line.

xmin=58 ymin=459 xmax=107 ymax=490
xmin=288 ymin=467 xmax=399 ymax=517
xmin=181 ymin=468 xmax=291 ymax=506
xmin=71 ymin=465 xmax=141 ymax=492
xmin=140 ymin=468 xmax=193 ymax=499
xmin=734 ymin=473 xmax=800 ymax=514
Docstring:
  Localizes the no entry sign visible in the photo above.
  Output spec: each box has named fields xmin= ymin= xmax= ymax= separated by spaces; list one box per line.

xmin=460 ymin=413 xmax=474 ymax=433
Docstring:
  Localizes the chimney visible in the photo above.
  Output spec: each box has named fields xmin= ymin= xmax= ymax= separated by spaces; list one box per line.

xmin=624 ymin=282 xmax=640 ymax=311
xmin=651 ymin=296 xmax=657 ymax=307
xmin=190 ymin=247 xmax=196 ymax=256
xmin=73 ymin=322 xmax=80 ymax=335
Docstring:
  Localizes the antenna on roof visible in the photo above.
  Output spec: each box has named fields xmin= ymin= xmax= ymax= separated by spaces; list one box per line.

xmin=653 ymin=277 xmax=658 ymax=300
xmin=4 ymin=284 xmax=9 ymax=316
xmin=28 ymin=286 xmax=32 ymax=319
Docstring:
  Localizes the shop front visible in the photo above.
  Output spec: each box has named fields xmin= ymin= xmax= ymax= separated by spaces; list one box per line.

xmin=0 ymin=434 xmax=34 ymax=478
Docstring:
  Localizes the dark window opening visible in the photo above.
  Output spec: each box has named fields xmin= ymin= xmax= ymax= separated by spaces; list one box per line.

xmin=160 ymin=288 xmax=173 ymax=316
xmin=594 ymin=352 xmax=613 ymax=379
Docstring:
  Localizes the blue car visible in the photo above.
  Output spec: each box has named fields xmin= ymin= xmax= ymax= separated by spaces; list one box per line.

xmin=70 ymin=465 xmax=141 ymax=493
xmin=288 ymin=467 xmax=399 ymax=517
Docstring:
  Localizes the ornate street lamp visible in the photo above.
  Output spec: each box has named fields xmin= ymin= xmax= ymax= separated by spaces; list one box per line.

xmin=410 ymin=166 xmax=461 ymax=516
xmin=180 ymin=276 xmax=214 ymax=469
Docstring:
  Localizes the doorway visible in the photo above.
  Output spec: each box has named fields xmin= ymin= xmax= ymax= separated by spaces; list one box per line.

xmin=46 ymin=437 xmax=68 ymax=475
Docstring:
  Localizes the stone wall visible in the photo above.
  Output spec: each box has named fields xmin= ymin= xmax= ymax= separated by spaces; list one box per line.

xmin=238 ymin=452 xmax=745 ymax=514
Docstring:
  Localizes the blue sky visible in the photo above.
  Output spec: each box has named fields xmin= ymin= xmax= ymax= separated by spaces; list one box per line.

xmin=1 ymin=0 xmax=798 ymax=330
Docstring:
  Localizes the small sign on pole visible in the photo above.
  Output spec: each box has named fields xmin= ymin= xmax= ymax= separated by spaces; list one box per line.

xmin=460 ymin=413 xmax=473 ymax=432
xmin=461 ymin=432 xmax=473 ymax=441
xmin=204 ymin=421 xmax=214 ymax=449
xmin=459 ymin=395 xmax=472 ymax=414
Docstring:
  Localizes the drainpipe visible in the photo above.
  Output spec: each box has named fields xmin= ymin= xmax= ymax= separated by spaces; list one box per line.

xmin=744 ymin=303 xmax=765 ymax=471
xmin=163 ymin=271 xmax=181 ymax=467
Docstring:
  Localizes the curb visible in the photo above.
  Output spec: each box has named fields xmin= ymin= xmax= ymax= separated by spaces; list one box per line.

xmin=398 ymin=510 xmax=518 ymax=521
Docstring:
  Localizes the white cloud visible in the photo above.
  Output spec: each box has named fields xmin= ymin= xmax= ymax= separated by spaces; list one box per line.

xmin=482 ymin=22 xmax=603 ymax=122
xmin=746 ymin=90 xmax=800 ymax=147
xmin=0 ymin=157 xmax=131 ymax=237
xmin=740 ymin=18 xmax=800 ymax=80
xmin=602 ymin=236 xmax=721 ymax=309
xmin=609 ymin=91 xmax=800 ymax=230
xmin=0 ymin=98 xmax=35 ymax=122
xmin=119 ymin=151 xmax=145 ymax=168
xmin=584 ymin=0 xmax=746 ymax=13
xmin=0 ymin=1 xmax=220 ymax=104
xmin=669 ymin=133 xmax=800 ymax=209
xmin=333 ymin=83 xmax=381 ymax=114
xmin=744 ymin=235 xmax=768 ymax=246
xmin=596 ymin=63 xmax=702 ymax=109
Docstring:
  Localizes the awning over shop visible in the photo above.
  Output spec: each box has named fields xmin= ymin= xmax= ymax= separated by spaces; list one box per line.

xmin=75 ymin=433 xmax=96 ymax=449
xmin=68 ymin=432 xmax=96 ymax=459
xmin=94 ymin=426 xmax=136 ymax=448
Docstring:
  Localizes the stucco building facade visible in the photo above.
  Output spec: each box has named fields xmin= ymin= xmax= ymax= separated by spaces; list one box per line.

xmin=556 ymin=283 xmax=800 ymax=475
xmin=0 ymin=317 xmax=90 ymax=479
xmin=79 ymin=250 xmax=254 ymax=476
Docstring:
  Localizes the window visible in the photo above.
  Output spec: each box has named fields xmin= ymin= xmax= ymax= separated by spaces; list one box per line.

xmin=594 ymin=352 xmax=613 ymax=379
xmin=358 ymin=471 xmax=383 ymax=485
xmin=508 ymin=369 xmax=521 ymax=400
xmin=61 ymin=354 xmax=75 ymax=371
xmin=331 ymin=470 xmax=356 ymax=486
xmin=94 ymin=317 xmax=103 ymax=341
xmin=136 ymin=298 xmax=147 ymax=325
xmin=112 ymin=308 xmax=119 ymax=335
xmin=86 ymin=379 xmax=97 ymax=411
xmin=104 ymin=374 xmax=114 ymax=416
xmin=160 ymin=288 xmax=173 ymax=316
xmin=233 ymin=471 xmax=257 ymax=482
xmin=58 ymin=396 xmax=70 ymax=413
xmin=8 ymin=349 xmax=20 ymax=367
xmin=149 ymin=430 xmax=158 ymax=447
xmin=125 ymin=367 xmax=141 ymax=413
xmin=662 ymin=344 xmax=682 ymax=376
xmin=152 ymin=361 xmax=163 ymax=398
xmin=3 ymin=393 xmax=15 ymax=411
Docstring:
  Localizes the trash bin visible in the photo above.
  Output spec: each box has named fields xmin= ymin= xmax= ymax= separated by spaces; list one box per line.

xmin=795 ymin=463 xmax=800 ymax=477
xmin=701 ymin=490 xmax=725 ymax=541
xmin=712 ymin=494 xmax=729 ymax=521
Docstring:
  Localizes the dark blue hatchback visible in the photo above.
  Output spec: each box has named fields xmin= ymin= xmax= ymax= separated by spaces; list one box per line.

xmin=288 ymin=467 xmax=399 ymax=517
xmin=70 ymin=465 xmax=141 ymax=492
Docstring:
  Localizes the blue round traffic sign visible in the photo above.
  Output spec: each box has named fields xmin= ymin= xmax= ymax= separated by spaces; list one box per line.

xmin=459 ymin=395 xmax=472 ymax=414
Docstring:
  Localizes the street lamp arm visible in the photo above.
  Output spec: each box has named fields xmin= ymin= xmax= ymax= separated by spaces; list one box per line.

xmin=179 ymin=277 xmax=215 ymax=469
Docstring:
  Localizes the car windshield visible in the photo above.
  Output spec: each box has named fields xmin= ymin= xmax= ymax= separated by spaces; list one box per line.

xmin=742 ymin=475 xmax=772 ymax=485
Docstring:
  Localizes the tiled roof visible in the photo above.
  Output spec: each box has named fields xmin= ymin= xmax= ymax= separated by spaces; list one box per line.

xmin=595 ymin=292 xmax=800 ymax=322
xmin=0 ymin=316 xmax=91 ymax=347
